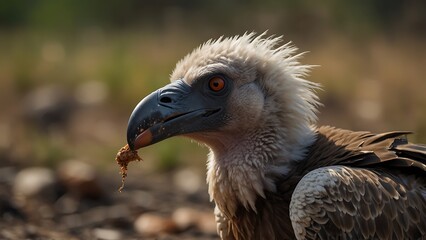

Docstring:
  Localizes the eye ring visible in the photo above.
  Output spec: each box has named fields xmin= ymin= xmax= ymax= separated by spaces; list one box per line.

xmin=208 ymin=76 xmax=225 ymax=92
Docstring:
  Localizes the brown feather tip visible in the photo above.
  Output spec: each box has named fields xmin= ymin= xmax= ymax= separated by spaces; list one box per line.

xmin=115 ymin=144 xmax=143 ymax=192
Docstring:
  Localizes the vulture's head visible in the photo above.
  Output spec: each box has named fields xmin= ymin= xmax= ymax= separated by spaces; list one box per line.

xmin=127 ymin=33 xmax=320 ymax=214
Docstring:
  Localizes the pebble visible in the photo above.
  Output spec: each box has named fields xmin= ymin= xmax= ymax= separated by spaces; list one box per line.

xmin=13 ymin=167 xmax=58 ymax=204
xmin=92 ymin=228 xmax=122 ymax=240
xmin=172 ymin=207 xmax=199 ymax=229
xmin=134 ymin=213 xmax=178 ymax=236
xmin=54 ymin=194 xmax=79 ymax=214
xmin=172 ymin=207 xmax=216 ymax=234
xmin=57 ymin=160 xmax=104 ymax=199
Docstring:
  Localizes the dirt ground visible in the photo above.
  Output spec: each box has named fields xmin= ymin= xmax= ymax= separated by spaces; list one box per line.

xmin=0 ymin=159 xmax=219 ymax=240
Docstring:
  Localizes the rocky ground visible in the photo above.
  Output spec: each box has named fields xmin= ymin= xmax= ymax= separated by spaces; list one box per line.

xmin=0 ymin=159 xmax=219 ymax=240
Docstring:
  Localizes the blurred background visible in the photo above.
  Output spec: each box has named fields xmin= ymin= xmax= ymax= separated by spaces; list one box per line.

xmin=0 ymin=0 xmax=425 ymax=239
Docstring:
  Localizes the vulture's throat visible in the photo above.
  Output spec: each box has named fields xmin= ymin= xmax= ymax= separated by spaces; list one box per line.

xmin=205 ymin=125 xmax=317 ymax=217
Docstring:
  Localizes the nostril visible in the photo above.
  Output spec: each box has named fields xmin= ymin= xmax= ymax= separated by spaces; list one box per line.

xmin=160 ymin=96 xmax=172 ymax=104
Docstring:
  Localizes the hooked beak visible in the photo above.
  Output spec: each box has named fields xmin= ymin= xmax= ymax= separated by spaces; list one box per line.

xmin=126 ymin=80 xmax=221 ymax=150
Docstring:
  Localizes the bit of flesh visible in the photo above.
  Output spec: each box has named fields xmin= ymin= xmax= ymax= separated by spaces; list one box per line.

xmin=115 ymin=144 xmax=142 ymax=192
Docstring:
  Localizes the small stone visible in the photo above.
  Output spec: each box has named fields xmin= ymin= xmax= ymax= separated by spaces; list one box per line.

xmin=57 ymin=160 xmax=104 ymax=199
xmin=13 ymin=167 xmax=58 ymax=204
xmin=134 ymin=213 xmax=178 ymax=236
xmin=54 ymin=194 xmax=79 ymax=214
xmin=172 ymin=207 xmax=216 ymax=234
xmin=172 ymin=207 xmax=199 ymax=229
xmin=92 ymin=228 xmax=122 ymax=240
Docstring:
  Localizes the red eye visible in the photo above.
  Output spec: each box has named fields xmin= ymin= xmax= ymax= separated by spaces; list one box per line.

xmin=209 ymin=77 xmax=225 ymax=92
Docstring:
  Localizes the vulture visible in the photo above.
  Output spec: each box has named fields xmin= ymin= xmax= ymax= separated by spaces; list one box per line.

xmin=126 ymin=33 xmax=426 ymax=239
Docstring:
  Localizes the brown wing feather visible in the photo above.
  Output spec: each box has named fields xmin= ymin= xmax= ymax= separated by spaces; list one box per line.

xmin=315 ymin=126 xmax=426 ymax=171
xmin=290 ymin=166 xmax=426 ymax=240
xmin=288 ymin=126 xmax=426 ymax=240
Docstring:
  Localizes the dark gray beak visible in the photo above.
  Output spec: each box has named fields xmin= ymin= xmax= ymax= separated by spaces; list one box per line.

xmin=126 ymin=80 xmax=222 ymax=150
